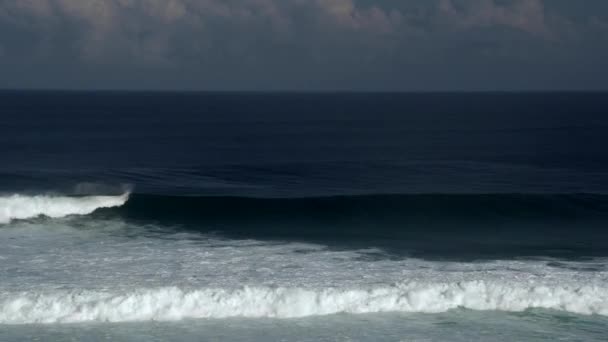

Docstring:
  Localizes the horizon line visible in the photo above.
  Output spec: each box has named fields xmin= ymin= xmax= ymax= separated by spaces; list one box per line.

xmin=2 ymin=88 xmax=608 ymax=94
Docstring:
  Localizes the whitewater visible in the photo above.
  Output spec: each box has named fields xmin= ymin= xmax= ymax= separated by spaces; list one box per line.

xmin=2 ymin=279 xmax=608 ymax=324
xmin=1 ymin=209 xmax=607 ymax=325
xmin=0 ymin=192 xmax=606 ymax=342
xmin=0 ymin=193 xmax=130 ymax=223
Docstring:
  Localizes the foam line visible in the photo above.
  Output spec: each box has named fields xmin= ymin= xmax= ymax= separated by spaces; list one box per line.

xmin=2 ymin=280 xmax=607 ymax=324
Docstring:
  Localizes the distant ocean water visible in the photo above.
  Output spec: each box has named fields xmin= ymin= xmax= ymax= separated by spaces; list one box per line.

xmin=1 ymin=91 xmax=607 ymax=341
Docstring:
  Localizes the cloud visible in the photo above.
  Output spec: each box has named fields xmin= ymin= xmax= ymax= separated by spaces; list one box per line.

xmin=1 ymin=0 xmax=575 ymax=68
xmin=0 ymin=0 xmax=606 ymax=91
xmin=0 ymin=0 xmax=407 ymax=65
xmin=588 ymin=16 xmax=608 ymax=39
xmin=437 ymin=0 xmax=550 ymax=37
xmin=0 ymin=0 xmax=53 ymax=28
xmin=315 ymin=0 xmax=401 ymax=33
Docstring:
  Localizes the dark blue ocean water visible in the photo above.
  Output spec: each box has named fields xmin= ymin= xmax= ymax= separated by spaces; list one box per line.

xmin=1 ymin=91 xmax=608 ymax=340
xmin=1 ymin=91 xmax=607 ymax=196
xmin=2 ymin=91 xmax=608 ymax=258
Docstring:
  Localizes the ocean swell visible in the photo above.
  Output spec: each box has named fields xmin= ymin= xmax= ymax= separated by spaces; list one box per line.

xmin=2 ymin=280 xmax=607 ymax=324
xmin=0 ymin=193 xmax=129 ymax=224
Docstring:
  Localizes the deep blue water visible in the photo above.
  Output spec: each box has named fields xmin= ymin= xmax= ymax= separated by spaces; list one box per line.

xmin=1 ymin=91 xmax=608 ymax=340
xmin=1 ymin=91 xmax=607 ymax=196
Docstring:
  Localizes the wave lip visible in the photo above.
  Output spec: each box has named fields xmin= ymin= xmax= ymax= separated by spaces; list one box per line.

xmin=2 ymin=280 xmax=607 ymax=324
xmin=0 ymin=193 xmax=130 ymax=224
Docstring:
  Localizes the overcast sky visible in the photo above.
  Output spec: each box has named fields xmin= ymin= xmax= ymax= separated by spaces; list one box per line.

xmin=1 ymin=0 xmax=607 ymax=91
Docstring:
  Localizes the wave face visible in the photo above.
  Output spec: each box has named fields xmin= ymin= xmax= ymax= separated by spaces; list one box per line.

xmin=100 ymin=193 xmax=608 ymax=260
xmin=117 ymin=193 xmax=608 ymax=221
xmin=0 ymin=193 xmax=129 ymax=224
xmin=2 ymin=280 xmax=607 ymax=324
xmin=3 ymin=192 xmax=608 ymax=226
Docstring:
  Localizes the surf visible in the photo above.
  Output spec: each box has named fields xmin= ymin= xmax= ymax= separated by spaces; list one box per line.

xmin=2 ymin=279 xmax=607 ymax=324
xmin=0 ymin=193 xmax=130 ymax=224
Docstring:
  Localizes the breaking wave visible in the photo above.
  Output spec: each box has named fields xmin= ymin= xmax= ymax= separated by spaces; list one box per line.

xmin=0 ymin=193 xmax=130 ymax=224
xmin=2 ymin=280 xmax=607 ymax=324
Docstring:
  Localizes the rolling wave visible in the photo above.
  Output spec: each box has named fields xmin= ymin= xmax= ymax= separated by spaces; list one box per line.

xmin=0 ymin=193 xmax=130 ymax=224
xmin=2 ymin=280 xmax=607 ymax=324
xmin=3 ymin=192 xmax=608 ymax=223
xmin=110 ymin=193 xmax=608 ymax=222
xmin=3 ymin=192 xmax=608 ymax=258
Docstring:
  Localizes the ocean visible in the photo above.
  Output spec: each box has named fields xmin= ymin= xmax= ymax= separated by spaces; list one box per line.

xmin=0 ymin=91 xmax=607 ymax=341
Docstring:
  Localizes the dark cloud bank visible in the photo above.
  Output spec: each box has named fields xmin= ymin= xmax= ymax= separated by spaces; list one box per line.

xmin=0 ymin=0 xmax=607 ymax=91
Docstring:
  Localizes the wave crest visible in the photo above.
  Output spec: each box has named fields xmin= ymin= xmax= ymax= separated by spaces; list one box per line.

xmin=0 ymin=193 xmax=130 ymax=224
xmin=2 ymin=281 xmax=607 ymax=324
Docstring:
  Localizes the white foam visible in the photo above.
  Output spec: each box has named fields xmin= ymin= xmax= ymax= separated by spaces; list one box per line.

xmin=1 ymin=280 xmax=607 ymax=324
xmin=0 ymin=193 xmax=129 ymax=224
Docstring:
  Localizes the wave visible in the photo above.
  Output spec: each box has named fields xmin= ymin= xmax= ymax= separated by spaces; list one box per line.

xmin=111 ymin=193 xmax=608 ymax=223
xmin=4 ymin=192 xmax=608 ymax=224
xmin=0 ymin=193 xmax=130 ymax=224
xmin=2 ymin=280 xmax=607 ymax=324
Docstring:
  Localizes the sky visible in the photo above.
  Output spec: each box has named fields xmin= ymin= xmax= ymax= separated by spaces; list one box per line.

xmin=0 ymin=0 xmax=607 ymax=91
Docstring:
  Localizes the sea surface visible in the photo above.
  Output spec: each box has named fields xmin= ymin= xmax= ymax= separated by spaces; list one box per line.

xmin=1 ymin=91 xmax=607 ymax=341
